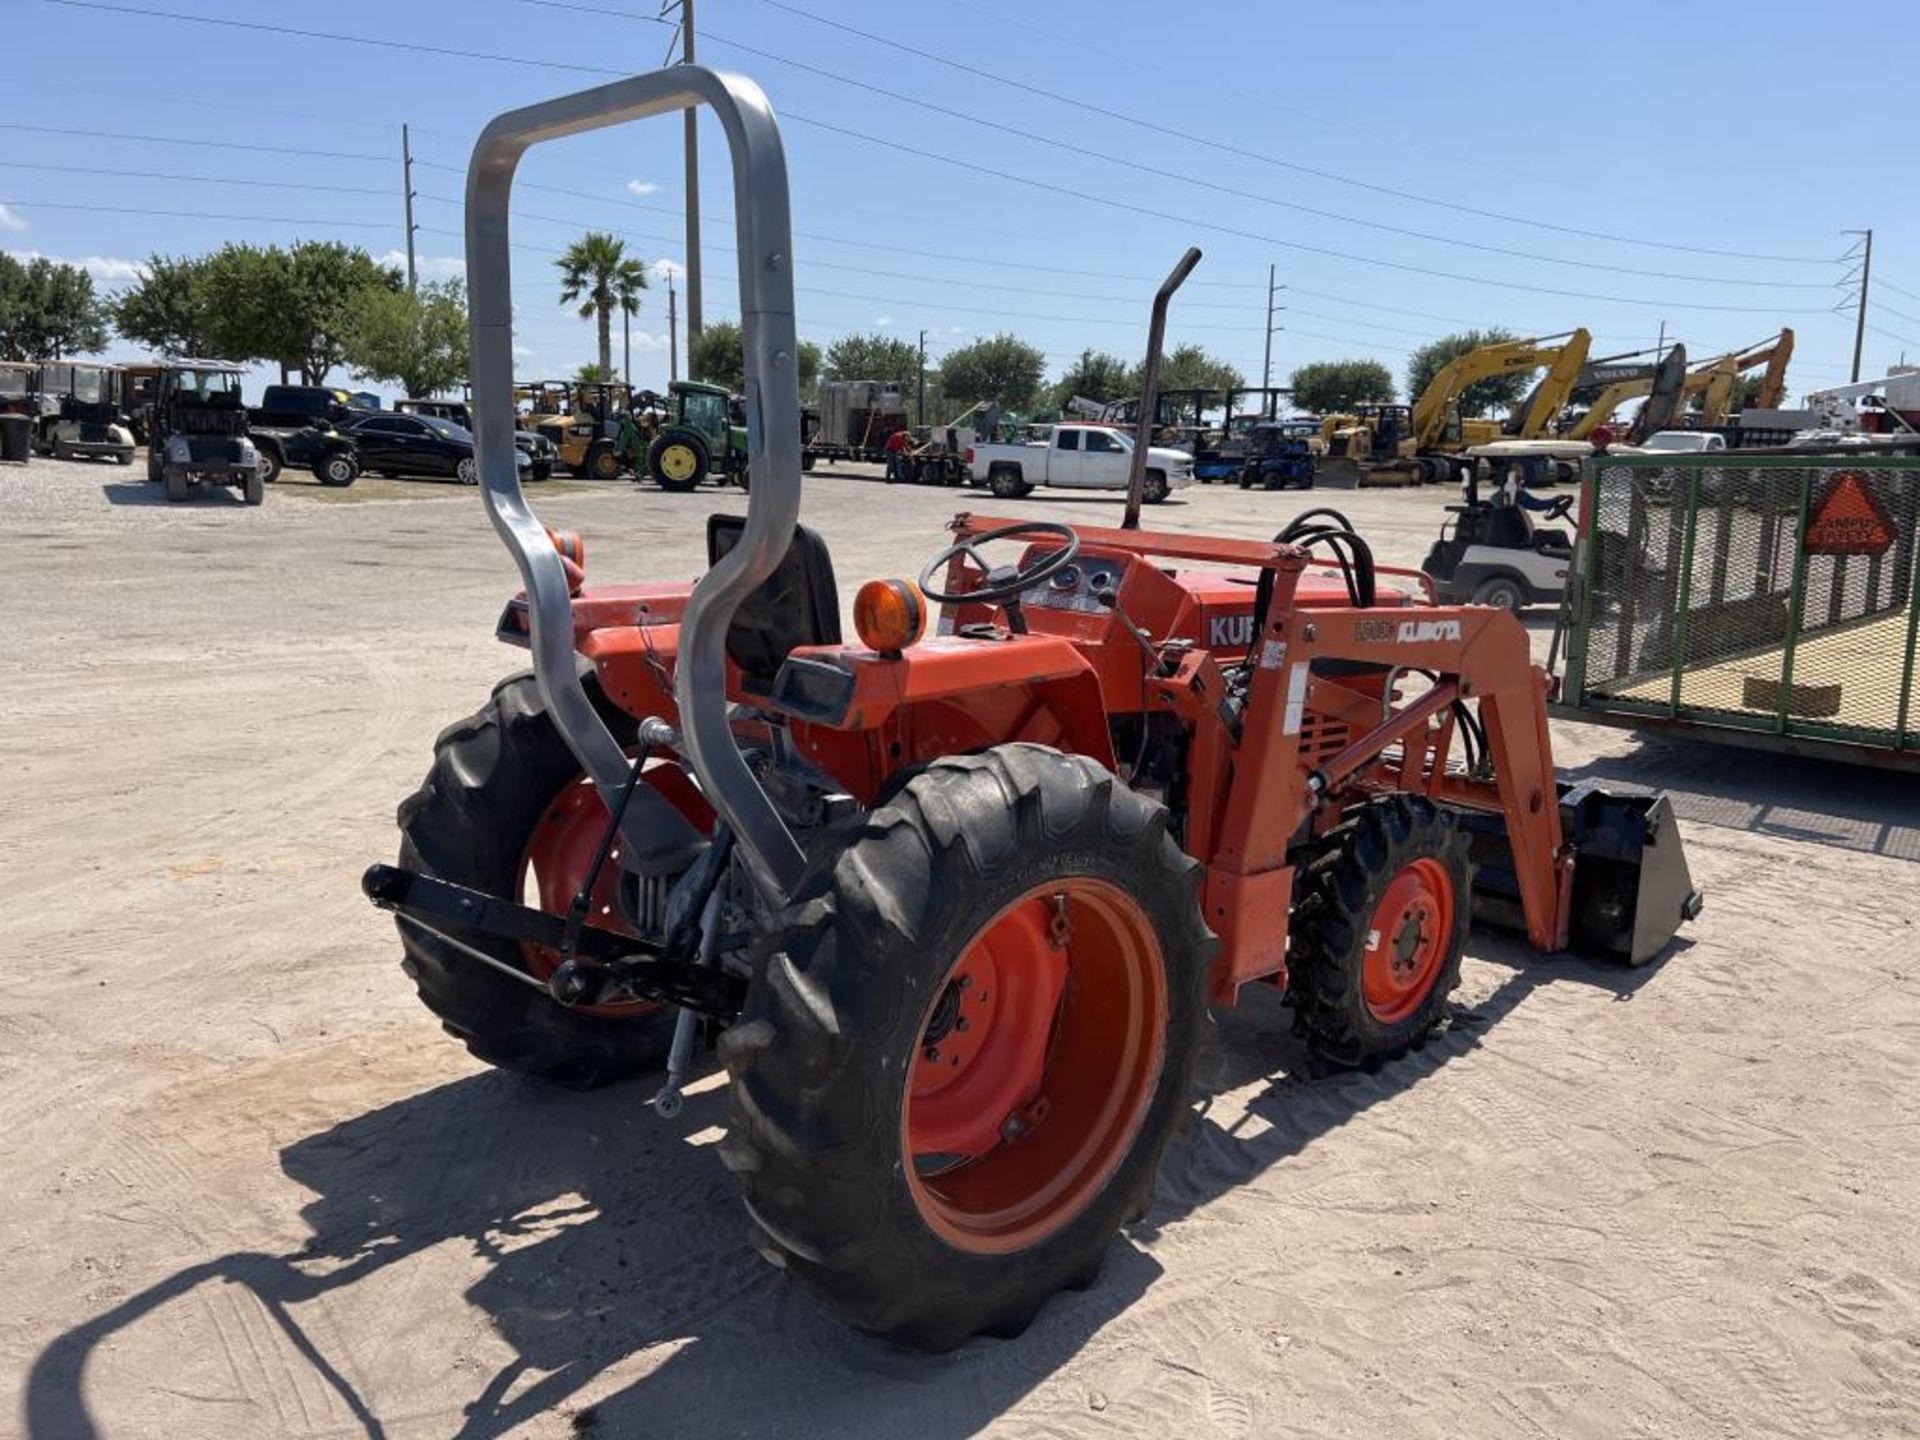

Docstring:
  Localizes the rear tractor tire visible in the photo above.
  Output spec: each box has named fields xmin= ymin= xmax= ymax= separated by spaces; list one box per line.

xmin=393 ymin=672 xmax=678 ymax=1088
xmin=720 ymin=744 xmax=1214 ymax=1351
xmin=649 ymin=431 xmax=710 ymax=493
xmin=1287 ymin=795 xmax=1471 ymax=1070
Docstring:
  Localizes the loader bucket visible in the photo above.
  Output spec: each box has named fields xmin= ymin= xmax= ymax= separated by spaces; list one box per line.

xmin=1460 ymin=782 xmax=1703 ymax=967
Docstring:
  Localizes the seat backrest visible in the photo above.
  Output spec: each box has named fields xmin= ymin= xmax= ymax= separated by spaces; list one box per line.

xmin=705 ymin=515 xmax=841 ymax=694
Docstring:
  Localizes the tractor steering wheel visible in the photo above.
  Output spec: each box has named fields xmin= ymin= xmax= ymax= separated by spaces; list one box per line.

xmin=1544 ymin=494 xmax=1574 ymax=521
xmin=919 ymin=521 xmax=1082 ymax=605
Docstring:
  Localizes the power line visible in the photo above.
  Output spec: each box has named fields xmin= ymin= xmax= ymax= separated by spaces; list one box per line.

xmin=753 ymin=0 xmax=1836 ymax=267
xmin=0 ymin=120 xmax=388 ymax=162
xmin=523 ymin=0 xmax=1832 ymax=288
xmin=781 ymin=111 xmax=1836 ymax=315
xmin=0 ymin=197 xmax=394 ymax=228
xmin=1878 ymin=278 xmax=1920 ymax=305
xmin=0 ymin=160 xmax=394 ymax=197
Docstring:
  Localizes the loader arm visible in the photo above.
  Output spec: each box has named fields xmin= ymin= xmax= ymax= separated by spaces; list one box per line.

xmin=1509 ymin=328 xmax=1594 ymax=439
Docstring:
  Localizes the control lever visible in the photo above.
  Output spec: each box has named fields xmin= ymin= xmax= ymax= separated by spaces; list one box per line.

xmin=1095 ymin=590 xmax=1158 ymax=668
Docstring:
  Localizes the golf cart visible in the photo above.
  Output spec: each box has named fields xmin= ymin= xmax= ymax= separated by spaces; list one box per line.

xmin=641 ymin=378 xmax=748 ymax=491
xmin=32 ymin=364 xmax=136 ymax=464
xmin=1235 ymin=420 xmax=1316 ymax=490
xmin=148 ymin=359 xmax=265 ymax=505
xmin=1421 ymin=468 xmax=1574 ymax=611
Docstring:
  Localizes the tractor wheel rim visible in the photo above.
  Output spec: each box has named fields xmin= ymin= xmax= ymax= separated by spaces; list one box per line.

xmin=328 ymin=459 xmax=351 ymax=483
xmin=902 ymin=878 xmax=1167 ymax=1255
xmin=661 ymin=444 xmax=698 ymax=481
xmin=594 ymin=452 xmax=617 ymax=478
xmin=517 ymin=776 xmax=653 ymax=1018
xmin=1362 ymin=857 xmax=1454 ymax=1024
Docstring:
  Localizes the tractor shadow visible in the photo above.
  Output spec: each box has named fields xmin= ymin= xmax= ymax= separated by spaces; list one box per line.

xmin=1142 ymin=937 xmax=1678 ymax=1239
xmin=1561 ymin=732 xmax=1920 ymax=862
xmin=23 ymin=941 xmax=1673 ymax=1439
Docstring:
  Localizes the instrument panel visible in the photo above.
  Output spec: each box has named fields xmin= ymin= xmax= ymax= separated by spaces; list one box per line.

xmin=1026 ymin=552 xmax=1130 ymax=615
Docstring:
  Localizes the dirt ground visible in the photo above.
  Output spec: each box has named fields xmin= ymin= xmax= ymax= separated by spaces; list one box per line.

xmin=3 ymin=455 xmax=1916 ymax=1440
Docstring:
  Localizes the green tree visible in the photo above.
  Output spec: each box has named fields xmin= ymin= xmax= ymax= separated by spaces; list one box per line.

xmin=1050 ymin=348 xmax=1134 ymax=409
xmin=1289 ymin=358 xmax=1396 ymax=414
xmin=1405 ymin=329 xmax=1523 ymax=417
xmin=0 ymin=256 xmax=108 ymax=360
xmin=575 ymin=361 xmax=616 ymax=383
xmin=689 ymin=319 xmax=819 ymax=397
xmin=823 ymin=331 xmax=922 ymax=391
xmin=338 ymin=278 xmax=469 ymax=399
xmin=937 ymin=332 xmax=1046 ymax=410
xmin=556 ymin=232 xmax=648 ymax=379
xmin=192 ymin=242 xmax=398 ymax=382
xmin=1153 ymin=342 xmax=1244 ymax=395
xmin=110 ymin=254 xmax=215 ymax=356
xmin=286 ymin=241 xmax=402 ymax=383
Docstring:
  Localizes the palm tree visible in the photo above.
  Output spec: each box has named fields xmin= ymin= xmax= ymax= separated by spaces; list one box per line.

xmin=555 ymin=231 xmax=649 ymax=378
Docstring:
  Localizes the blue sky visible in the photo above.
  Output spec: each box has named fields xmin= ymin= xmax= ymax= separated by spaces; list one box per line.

xmin=8 ymin=0 xmax=1919 ymax=404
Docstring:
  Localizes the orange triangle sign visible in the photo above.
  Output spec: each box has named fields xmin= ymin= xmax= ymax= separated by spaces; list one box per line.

xmin=1805 ymin=470 xmax=1897 ymax=555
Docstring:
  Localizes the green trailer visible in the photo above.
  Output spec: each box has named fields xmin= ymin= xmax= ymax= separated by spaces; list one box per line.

xmin=1553 ymin=450 xmax=1920 ymax=770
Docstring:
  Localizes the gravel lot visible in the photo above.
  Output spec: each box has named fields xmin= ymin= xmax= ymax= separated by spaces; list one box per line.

xmin=2 ymin=451 xmax=1916 ymax=1439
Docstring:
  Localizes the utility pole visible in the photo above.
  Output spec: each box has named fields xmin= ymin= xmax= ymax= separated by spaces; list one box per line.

xmin=668 ymin=273 xmax=679 ymax=383
xmin=918 ymin=329 xmax=927 ymax=425
xmin=623 ymin=305 xmax=631 ymax=388
xmin=668 ymin=0 xmax=702 ymax=357
xmin=1261 ymin=265 xmax=1286 ymax=411
xmin=401 ymin=123 xmax=418 ymax=292
xmin=1845 ymin=228 xmax=1873 ymax=383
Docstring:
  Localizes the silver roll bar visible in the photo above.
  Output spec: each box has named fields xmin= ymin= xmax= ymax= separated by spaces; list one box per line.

xmin=466 ymin=66 xmax=806 ymax=896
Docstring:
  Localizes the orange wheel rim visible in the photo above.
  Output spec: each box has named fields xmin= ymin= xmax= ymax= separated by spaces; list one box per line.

xmin=1362 ymin=857 xmax=1454 ymax=1024
xmin=902 ymin=879 xmax=1167 ymax=1255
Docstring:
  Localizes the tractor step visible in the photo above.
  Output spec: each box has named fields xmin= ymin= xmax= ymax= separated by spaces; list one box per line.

xmin=1458 ymin=783 xmax=1703 ymax=967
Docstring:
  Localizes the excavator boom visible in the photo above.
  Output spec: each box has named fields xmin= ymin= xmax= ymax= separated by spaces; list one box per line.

xmin=1408 ymin=329 xmax=1591 ymax=452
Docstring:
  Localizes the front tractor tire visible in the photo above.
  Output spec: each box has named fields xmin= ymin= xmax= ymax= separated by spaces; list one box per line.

xmin=393 ymin=673 xmax=676 ymax=1088
xmin=720 ymin=744 xmax=1214 ymax=1351
xmin=1287 ymin=796 xmax=1471 ymax=1070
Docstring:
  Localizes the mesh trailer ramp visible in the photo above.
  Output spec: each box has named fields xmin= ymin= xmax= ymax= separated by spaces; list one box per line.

xmin=1553 ymin=452 xmax=1920 ymax=770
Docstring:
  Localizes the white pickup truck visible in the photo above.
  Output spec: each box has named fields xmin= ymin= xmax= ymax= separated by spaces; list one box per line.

xmin=967 ymin=424 xmax=1194 ymax=503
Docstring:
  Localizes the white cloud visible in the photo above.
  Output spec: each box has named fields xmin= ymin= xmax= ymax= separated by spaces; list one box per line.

xmin=627 ymin=179 xmax=661 ymax=197
xmin=512 ymin=343 xmax=534 ymax=358
xmin=875 ymin=315 xmax=894 ymax=327
xmin=0 ymin=204 xmax=26 ymax=234
xmin=652 ymin=257 xmax=686 ymax=283
xmin=948 ymin=325 xmax=965 ymax=334
xmin=6 ymin=249 xmax=146 ymax=283
xmin=375 ymin=249 xmax=465 ymax=281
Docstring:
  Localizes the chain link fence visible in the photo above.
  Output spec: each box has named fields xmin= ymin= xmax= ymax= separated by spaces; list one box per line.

xmin=1557 ymin=454 xmax=1920 ymax=766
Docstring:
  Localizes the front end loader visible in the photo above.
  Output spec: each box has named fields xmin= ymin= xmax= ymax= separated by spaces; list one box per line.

xmin=364 ymin=66 xmax=1702 ymax=1352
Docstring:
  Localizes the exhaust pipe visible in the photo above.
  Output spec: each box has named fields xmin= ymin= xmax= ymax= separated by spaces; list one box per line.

xmin=1460 ymin=782 xmax=1703 ymax=967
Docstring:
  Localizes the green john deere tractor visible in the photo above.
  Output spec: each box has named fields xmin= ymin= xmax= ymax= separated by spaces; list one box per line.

xmin=640 ymin=379 xmax=748 ymax=492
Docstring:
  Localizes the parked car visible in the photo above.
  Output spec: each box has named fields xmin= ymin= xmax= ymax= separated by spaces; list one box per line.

xmin=966 ymin=423 xmax=1194 ymax=502
xmin=1639 ymin=430 xmax=1727 ymax=454
xmin=396 ymin=397 xmax=556 ymax=480
xmin=344 ymin=411 xmax=530 ymax=484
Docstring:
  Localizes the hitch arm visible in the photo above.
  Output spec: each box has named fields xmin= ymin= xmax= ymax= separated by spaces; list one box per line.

xmin=362 ymin=864 xmax=746 ymax=1017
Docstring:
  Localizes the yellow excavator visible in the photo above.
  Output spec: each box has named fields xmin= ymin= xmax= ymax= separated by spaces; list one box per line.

xmin=1321 ymin=329 xmax=1593 ymax=486
xmin=1673 ymin=329 xmax=1794 ymax=430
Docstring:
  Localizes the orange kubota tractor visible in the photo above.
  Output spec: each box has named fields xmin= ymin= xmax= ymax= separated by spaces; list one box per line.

xmin=364 ymin=67 xmax=1702 ymax=1352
